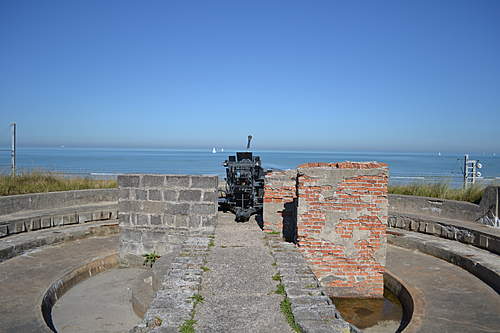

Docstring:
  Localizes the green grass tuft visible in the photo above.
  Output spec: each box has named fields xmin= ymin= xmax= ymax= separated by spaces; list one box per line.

xmin=201 ymin=266 xmax=210 ymax=272
xmin=275 ymin=283 xmax=286 ymax=295
xmin=266 ymin=231 xmax=281 ymax=235
xmin=272 ymin=273 xmax=281 ymax=281
xmin=208 ymin=239 xmax=215 ymax=248
xmin=179 ymin=319 xmax=197 ymax=333
xmin=190 ymin=294 xmax=204 ymax=305
xmin=0 ymin=171 xmax=117 ymax=196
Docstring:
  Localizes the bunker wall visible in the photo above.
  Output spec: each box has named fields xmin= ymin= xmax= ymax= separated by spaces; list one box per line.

xmin=118 ymin=174 xmax=218 ymax=266
xmin=296 ymin=162 xmax=389 ymax=298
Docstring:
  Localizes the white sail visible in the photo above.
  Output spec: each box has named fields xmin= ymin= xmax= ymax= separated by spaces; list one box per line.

xmin=212 ymin=147 xmax=216 ymax=154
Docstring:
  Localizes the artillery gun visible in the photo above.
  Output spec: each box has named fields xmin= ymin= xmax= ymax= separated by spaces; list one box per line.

xmin=219 ymin=136 xmax=266 ymax=222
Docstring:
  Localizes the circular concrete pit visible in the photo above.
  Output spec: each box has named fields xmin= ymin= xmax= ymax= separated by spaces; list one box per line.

xmin=52 ymin=268 xmax=143 ymax=333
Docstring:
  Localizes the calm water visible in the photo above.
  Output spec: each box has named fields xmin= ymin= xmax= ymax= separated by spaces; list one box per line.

xmin=332 ymin=288 xmax=403 ymax=332
xmin=1 ymin=148 xmax=499 ymax=187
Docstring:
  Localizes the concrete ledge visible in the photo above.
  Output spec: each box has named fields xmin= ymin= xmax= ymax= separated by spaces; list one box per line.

xmin=130 ymin=235 xmax=212 ymax=332
xmin=41 ymin=253 xmax=119 ymax=332
xmin=388 ymin=228 xmax=500 ymax=294
xmin=267 ymin=234 xmax=359 ymax=333
xmin=0 ymin=202 xmax=118 ymax=238
xmin=388 ymin=212 xmax=500 ymax=255
xmin=0 ymin=220 xmax=119 ymax=262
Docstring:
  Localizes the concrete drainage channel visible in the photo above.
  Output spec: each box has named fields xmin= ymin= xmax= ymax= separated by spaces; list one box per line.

xmin=41 ymin=253 xmax=119 ymax=332
xmin=383 ymin=270 xmax=423 ymax=333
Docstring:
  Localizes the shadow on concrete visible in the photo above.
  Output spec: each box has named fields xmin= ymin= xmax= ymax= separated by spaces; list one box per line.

xmin=282 ymin=199 xmax=298 ymax=243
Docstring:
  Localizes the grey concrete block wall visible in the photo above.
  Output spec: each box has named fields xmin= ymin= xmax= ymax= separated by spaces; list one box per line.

xmin=118 ymin=174 xmax=218 ymax=266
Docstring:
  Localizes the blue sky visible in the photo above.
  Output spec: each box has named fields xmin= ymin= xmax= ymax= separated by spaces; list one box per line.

xmin=0 ymin=0 xmax=499 ymax=152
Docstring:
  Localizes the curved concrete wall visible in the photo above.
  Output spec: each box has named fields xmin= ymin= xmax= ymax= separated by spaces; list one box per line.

xmin=0 ymin=189 xmax=118 ymax=238
xmin=389 ymin=194 xmax=480 ymax=222
xmin=0 ymin=189 xmax=117 ymax=216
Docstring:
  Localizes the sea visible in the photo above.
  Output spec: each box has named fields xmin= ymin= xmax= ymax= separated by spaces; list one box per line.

xmin=1 ymin=147 xmax=499 ymax=187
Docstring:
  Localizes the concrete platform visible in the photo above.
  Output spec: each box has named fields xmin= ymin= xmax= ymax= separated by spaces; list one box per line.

xmin=0 ymin=235 xmax=119 ymax=333
xmin=387 ymin=244 xmax=500 ymax=333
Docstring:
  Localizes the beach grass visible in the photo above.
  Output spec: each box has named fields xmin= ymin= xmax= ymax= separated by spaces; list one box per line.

xmin=0 ymin=171 xmax=117 ymax=196
xmin=388 ymin=182 xmax=484 ymax=204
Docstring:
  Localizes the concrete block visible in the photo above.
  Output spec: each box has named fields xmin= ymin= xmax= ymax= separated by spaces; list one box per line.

xmin=118 ymin=188 xmax=130 ymax=200
xmin=148 ymin=189 xmax=162 ymax=201
xmin=118 ymin=212 xmax=131 ymax=225
xmin=118 ymin=175 xmax=140 ymax=188
xmin=0 ymin=224 xmax=8 ymax=236
xmin=179 ymin=190 xmax=202 ymax=202
xmin=163 ymin=190 xmax=178 ymax=201
xmin=151 ymin=215 xmax=162 ymax=225
xmin=175 ymin=215 xmax=189 ymax=228
xmin=201 ymin=215 xmax=217 ymax=227
xmin=142 ymin=201 xmax=164 ymax=214
xmin=191 ymin=203 xmax=216 ymax=215
xmin=134 ymin=189 xmax=147 ymax=201
xmin=63 ymin=214 xmax=77 ymax=225
xmin=31 ymin=218 xmax=41 ymax=231
xmin=188 ymin=216 xmax=202 ymax=228
xmin=53 ymin=215 xmax=63 ymax=227
xmin=142 ymin=175 xmax=165 ymax=187
xmin=202 ymin=191 xmax=217 ymax=203
xmin=41 ymin=217 xmax=52 ymax=228
xmin=77 ymin=212 xmax=90 ymax=223
xmin=165 ymin=176 xmax=190 ymax=188
xmin=163 ymin=214 xmax=175 ymax=227
xmin=190 ymin=176 xmax=217 ymax=189
xmin=166 ymin=203 xmax=190 ymax=215
xmin=136 ymin=214 xmax=150 ymax=226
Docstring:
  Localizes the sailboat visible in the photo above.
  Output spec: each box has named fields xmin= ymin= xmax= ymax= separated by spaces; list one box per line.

xmin=212 ymin=147 xmax=216 ymax=154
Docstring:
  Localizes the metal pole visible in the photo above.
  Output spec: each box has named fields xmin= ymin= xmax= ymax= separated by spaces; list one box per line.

xmin=11 ymin=123 xmax=16 ymax=176
xmin=496 ymin=187 xmax=499 ymax=227
xmin=463 ymin=154 xmax=468 ymax=188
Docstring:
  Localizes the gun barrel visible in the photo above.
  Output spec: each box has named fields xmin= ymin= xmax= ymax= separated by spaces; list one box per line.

xmin=247 ymin=135 xmax=253 ymax=150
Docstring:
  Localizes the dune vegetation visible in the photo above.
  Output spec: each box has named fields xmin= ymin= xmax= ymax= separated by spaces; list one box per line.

xmin=0 ymin=171 xmax=117 ymax=196
xmin=388 ymin=182 xmax=485 ymax=204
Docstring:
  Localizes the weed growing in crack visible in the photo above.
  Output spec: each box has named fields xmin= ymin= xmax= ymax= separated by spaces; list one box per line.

xmin=179 ymin=319 xmax=196 ymax=333
xmin=190 ymin=294 xmax=204 ymax=305
xmin=275 ymin=283 xmax=286 ymax=295
xmin=142 ymin=252 xmax=161 ymax=267
xmin=280 ymin=298 xmax=302 ymax=332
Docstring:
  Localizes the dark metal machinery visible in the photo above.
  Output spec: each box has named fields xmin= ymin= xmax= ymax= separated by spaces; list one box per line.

xmin=219 ymin=136 xmax=266 ymax=222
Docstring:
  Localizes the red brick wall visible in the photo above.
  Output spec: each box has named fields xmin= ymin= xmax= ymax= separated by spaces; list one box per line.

xmin=296 ymin=162 xmax=388 ymax=298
